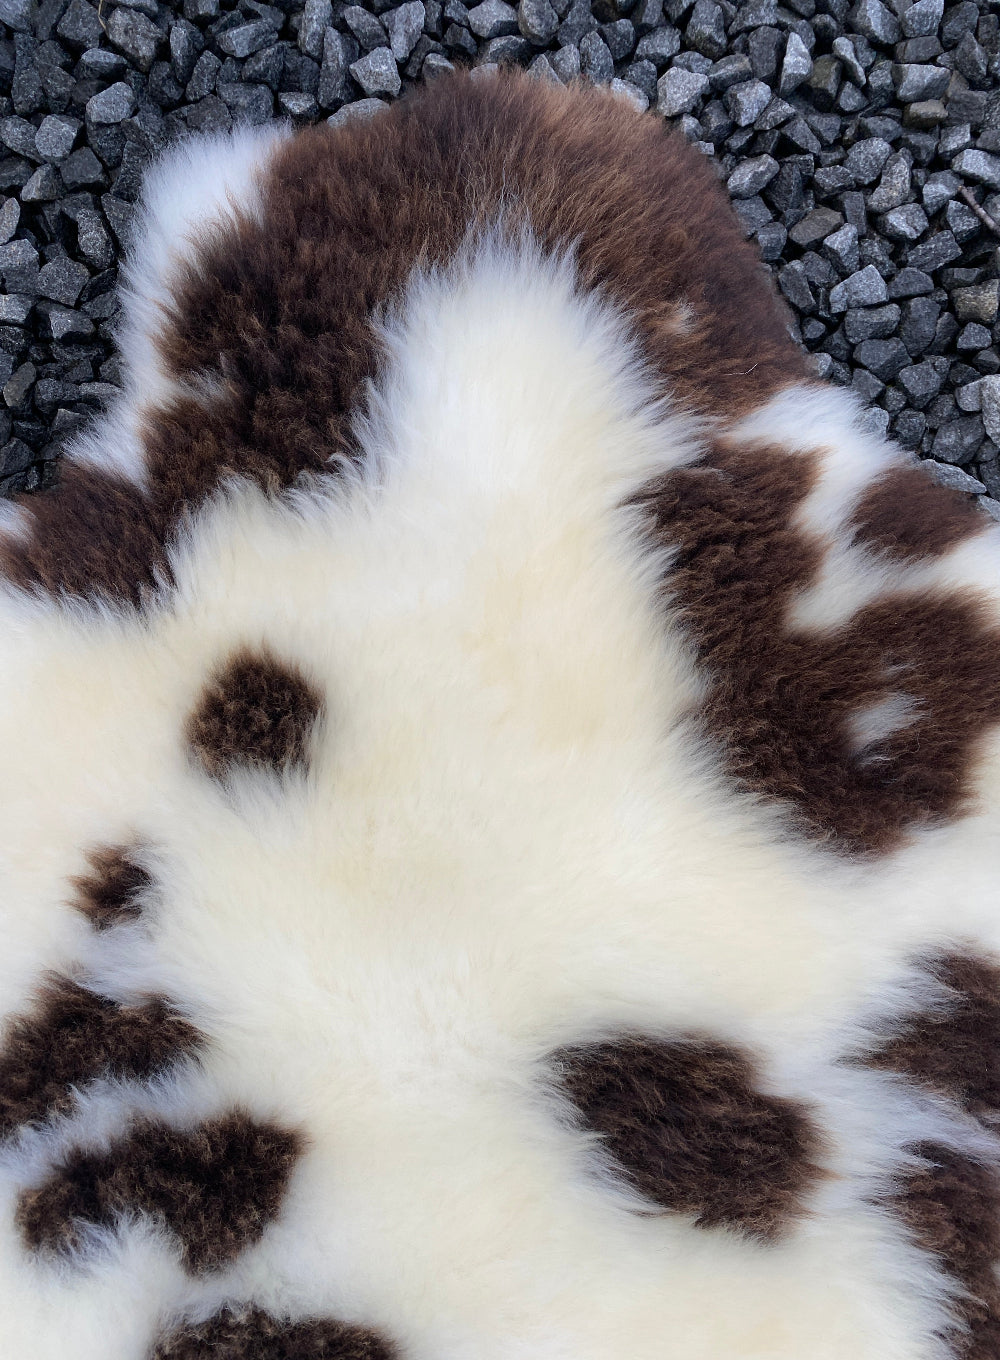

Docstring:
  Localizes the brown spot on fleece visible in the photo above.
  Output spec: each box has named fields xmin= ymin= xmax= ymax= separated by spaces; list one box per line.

xmin=864 ymin=952 xmax=1000 ymax=1126
xmin=891 ymin=1144 xmax=1000 ymax=1360
xmin=552 ymin=1035 xmax=823 ymax=1239
xmin=0 ymin=68 xmax=806 ymax=606
xmin=187 ymin=647 xmax=323 ymax=779
xmin=17 ymin=1110 xmax=301 ymax=1272
xmin=151 ymin=1307 xmax=398 ymax=1360
xmin=0 ymin=978 xmax=201 ymax=1140
xmin=850 ymin=463 xmax=986 ymax=564
xmin=632 ymin=441 xmax=1000 ymax=854
xmin=72 ymin=844 xmax=153 ymax=930
xmin=0 ymin=465 xmax=163 ymax=607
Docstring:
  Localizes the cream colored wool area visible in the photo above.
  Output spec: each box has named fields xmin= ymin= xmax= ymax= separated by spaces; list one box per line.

xmin=0 ymin=117 xmax=998 ymax=1360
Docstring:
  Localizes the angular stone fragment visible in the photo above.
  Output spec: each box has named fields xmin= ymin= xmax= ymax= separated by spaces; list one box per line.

xmin=980 ymin=377 xmax=1000 ymax=445
xmin=779 ymin=32 xmax=812 ymax=94
xmin=881 ymin=203 xmax=928 ymax=241
xmin=350 ymin=47 xmax=402 ymax=96
xmin=925 ymin=460 xmax=985 ymax=494
xmin=298 ymin=0 xmax=333 ymax=59
xmin=952 ymin=150 xmax=1000 ymax=192
xmin=218 ymin=20 xmax=278 ymax=59
xmin=85 ymin=82 xmax=136 ymax=124
xmin=845 ymin=137 xmax=892 ymax=185
xmin=930 ymin=417 xmax=985 ymax=464
xmin=387 ymin=1 xmax=426 ymax=60
xmin=725 ymin=152 xmax=779 ymax=197
xmin=725 ymin=78 xmax=771 ymax=126
xmin=106 ymin=7 xmax=163 ymax=72
xmin=34 ymin=115 xmax=78 ymax=163
xmin=657 ymin=66 xmax=710 ymax=116
xmin=467 ymin=0 xmax=518 ymax=37
xmin=823 ymin=223 xmax=860 ymax=273
xmin=892 ymin=62 xmax=949 ymax=101
xmin=954 ymin=281 xmax=999 ymax=325
xmin=849 ymin=0 xmax=899 ymax=46
xmin=518 ymin=0 xmax=558 ymax=43
xmin=686 ymin=0 xmax=727 ymax=59
xmin=854 ymin=337 xmax=909 ymax=381
xmin=900 ymin=0 xmax=942 ymax=38
xmin=829 ymin=264 xmax=889 ymax=311
xmin=898 ymin=360 xmax=945 ymax=408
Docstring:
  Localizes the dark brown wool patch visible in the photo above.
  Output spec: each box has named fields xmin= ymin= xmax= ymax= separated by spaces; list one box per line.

xmin=71 ymin=844 xmax=152 ymax=930
xmin=187 ymin=648 xmax=323 ymax=779
xmin=850 ymin=463 xmax=986 ymax=563
xmin=17 ymin=1110 xmax=301 ymax=1271
xmin=151 ymin=1307 xmax=398 ymax=1360
xmin=0 ymin=464 xmax=166 ymax=606
xmin=632 ymin=441 xmax=1000 ymax=855
xmin=0 ymin=69 xmax=806 ymax=606
xmin=552 ymin=1034 xmax=823 ymax=1239
xmin=0 ymin=978 xmax=201 ymax=1140
xmin=863 ymin=952 xmax=1000 ymax=1126
xmin=891 ymin=1144 xmax=1000 ymax=1360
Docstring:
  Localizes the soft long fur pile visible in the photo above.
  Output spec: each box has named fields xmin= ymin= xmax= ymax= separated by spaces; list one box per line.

xmin=1 ymin=70 xmax=1000 ymax=1360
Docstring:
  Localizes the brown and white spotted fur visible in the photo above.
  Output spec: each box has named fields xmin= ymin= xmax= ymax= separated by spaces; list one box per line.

xmin=1 ymin=70 xmax=999 ymax=1360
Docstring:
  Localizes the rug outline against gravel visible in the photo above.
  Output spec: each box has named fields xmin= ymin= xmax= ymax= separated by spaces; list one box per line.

xmin=1 ymin=70 xmax=1000 ymax=1359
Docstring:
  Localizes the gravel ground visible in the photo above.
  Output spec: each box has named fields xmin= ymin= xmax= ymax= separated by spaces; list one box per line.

xmin=0 ymin=0 xmax=997 ymax=511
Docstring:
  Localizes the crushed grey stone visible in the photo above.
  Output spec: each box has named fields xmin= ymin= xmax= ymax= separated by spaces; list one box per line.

xmin=778 ymin=31 xmax=811 ymax=95
xmin=900 ymin=0 xmax=943 ymax=39
xmin=724 ymin=77 xmax=770 ymax=126
xmin=298 ymin=0 xmax=332 ymax=59
xmin=954 ymin=281 xmax=1000 ymax=325
xmin=849 ymin=0 xmax=899 ymax=46
xmin=519 ymin=0 xmax=558 ymax=44
xmin=686 ymin=0 xmax=727 ymax=59
xmin=37 ymin=256 xmax=89 ymax=306
xmin=386 ymin=1 xmax=426 ymax=60
xmin=21 ymin=165 xmax=61 ymax=201
xmin=925 ymin=460 xmax=986 ymax=494
xmin=957 ymin=322 xmax=993 ymax=350
xmin=580 ymin=30 xmax=613 ymax=81
xmin=34 ymin=113 xmax=78 ymax=161
xmin=880 ymin=203 xmax=928 ymax=242
xmin=844 ymin=136 xmax=892 ymax=185
xmin=3 ymin=361 xmax=35 ymax=407
xmin=467 ymin=0 xmax=518 ymax=38
xmin=854 ymin=337 xmax=909 ymax=381
xmin=326 ymin=97 xmax=386 ymax=126
xmin=867 ymin=151 xmax=911 ymax=212
xmin=778 ymin=259 xmax=816 ymax=312
xmin=0 ymin=293 xmax=32 ymax=323
xmin=891 ymin=63 xmax=949 ymax=103
xmin=823 ymin=223 xmax=860 ymax=272
xmin=349 ymin=46 xmax=401 ymax=96
xmin=931 ymin=418 xmax=986 ymax=465
xmin=636 ymin=26 xmax=679 ymax=64
xmin=907 ymin=231 xmax=961 ymax=273
xmin=952 ymin=150 xmax=1000 ymax=193
xmin=844 ymin=303 xmax=900 ymax=343
xmin=898 ymin=360 xmax=946 ymax=407
xmin=980 ymin=378 xmax=1000 ymax=446
xmin=85 ymin=81 xmax=136 ymax=124
xmin=830 ymin=264 xmax=889 ymax=311
xmin=656 ymin=65 xmax=709 ymax=115
xmin=726 ymin=152 xmax=779 ymax=197
xmin=218 ymin=19 xmax=278 ymax=59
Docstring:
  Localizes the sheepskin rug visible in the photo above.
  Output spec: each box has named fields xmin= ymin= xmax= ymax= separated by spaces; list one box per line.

xmin=1 ymin=69 xmax=1000 ymax=1360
